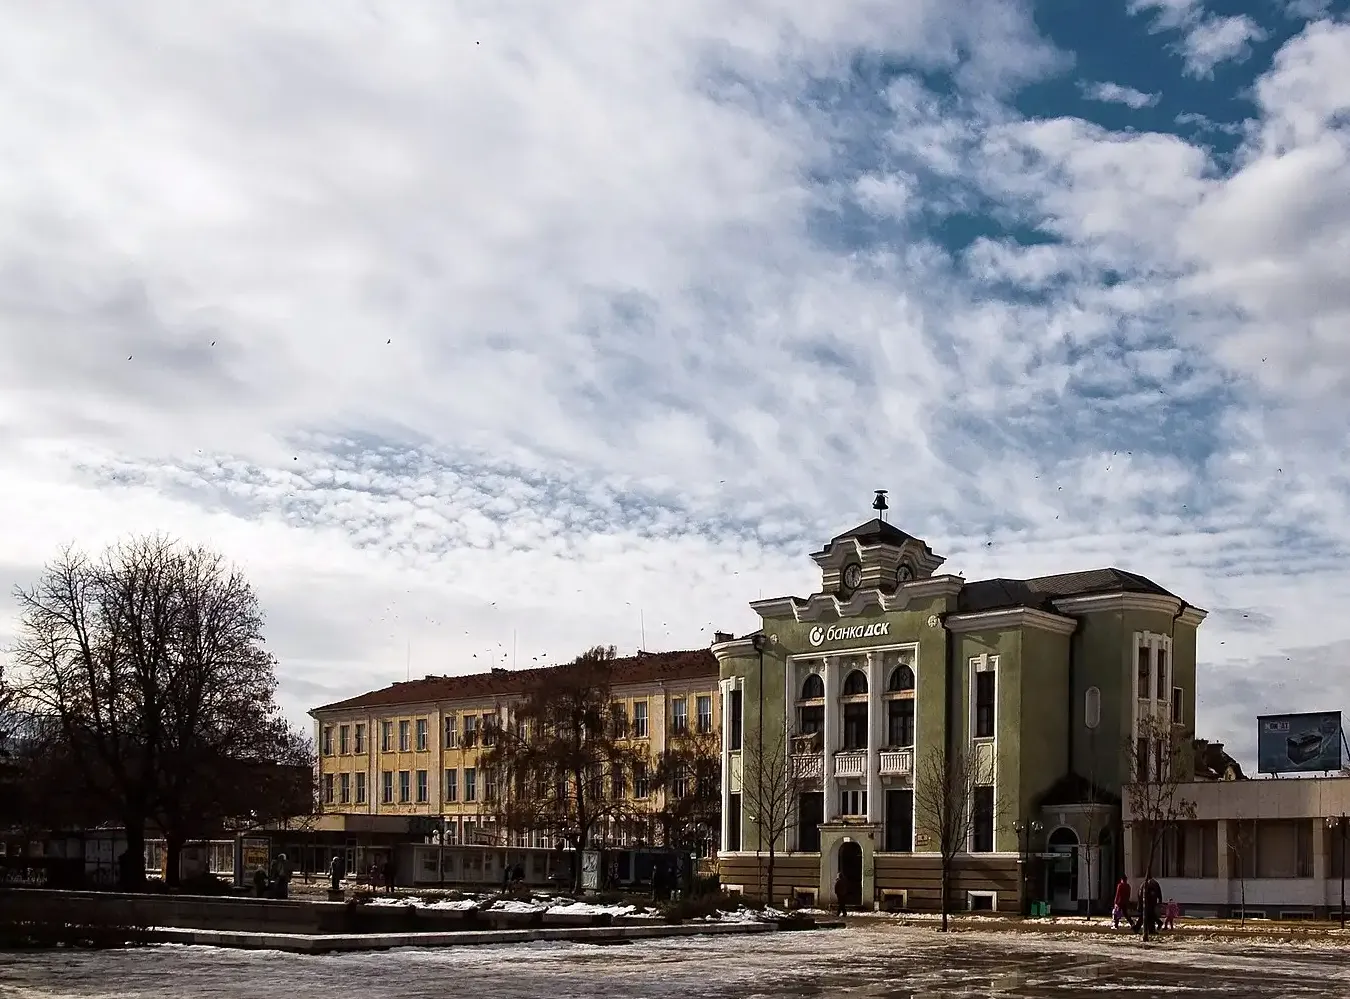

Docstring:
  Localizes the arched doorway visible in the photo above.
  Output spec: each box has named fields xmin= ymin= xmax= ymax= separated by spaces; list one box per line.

xmin=838 ymin=841 xmax=863 ymax=908
xmin=1047 ymin=827 xmax=1079 ymax=913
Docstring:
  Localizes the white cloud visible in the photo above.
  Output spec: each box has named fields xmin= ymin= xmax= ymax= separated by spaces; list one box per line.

xmin=1128 ymin=1 xmax=1268 ymax=77
xmin=0 ymin=3 xmax=1347 ymax=773
xmin=1180 ymin=14 xmax=1268 ymax=77
xmin=1079 ymin=81 xmax=1161 ymax=109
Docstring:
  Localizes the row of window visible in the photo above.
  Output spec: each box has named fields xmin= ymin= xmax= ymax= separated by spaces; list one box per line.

xmin=724 ymin=787 xmax=997 ymax=854
xmin=320 ymin=695 xmax=717 ymax=757
xmin=321 ymin=761 xmax=712 ymax=807
xmin=1137 ymin=643 xmax=1171 ymax=702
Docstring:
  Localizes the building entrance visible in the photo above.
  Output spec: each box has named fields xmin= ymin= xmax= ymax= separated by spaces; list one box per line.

xmin=838 ymin=841 xmax=863 ymax=907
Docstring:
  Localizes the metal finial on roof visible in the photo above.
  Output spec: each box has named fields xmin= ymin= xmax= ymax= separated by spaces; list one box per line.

xmin=872 ymin=489 xmax=889 ymax=521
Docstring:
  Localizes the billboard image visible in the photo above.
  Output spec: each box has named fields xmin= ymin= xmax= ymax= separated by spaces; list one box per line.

xmin=1257 ymin=712 xmax=1344 ymax=774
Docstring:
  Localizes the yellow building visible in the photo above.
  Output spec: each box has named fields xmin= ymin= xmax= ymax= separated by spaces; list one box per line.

xmin=308 ymin=649 xmax=720 ymax=883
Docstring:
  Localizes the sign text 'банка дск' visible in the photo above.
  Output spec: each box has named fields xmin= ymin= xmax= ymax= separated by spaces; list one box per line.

xmin=807 ymin=622 xmax=890 ymax=647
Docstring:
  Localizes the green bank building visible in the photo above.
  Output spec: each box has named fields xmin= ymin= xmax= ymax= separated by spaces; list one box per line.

xmin=714 ymin=515 xmax=1206 ymax=914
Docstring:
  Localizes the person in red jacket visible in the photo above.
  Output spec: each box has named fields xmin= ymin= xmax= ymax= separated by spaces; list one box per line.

xmin=1112 ymin=877 xmax=1131 ymax=929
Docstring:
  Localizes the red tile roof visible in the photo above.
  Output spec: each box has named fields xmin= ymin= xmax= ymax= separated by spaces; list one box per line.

xmin=311 ymin=649 xmax=718 ymax=715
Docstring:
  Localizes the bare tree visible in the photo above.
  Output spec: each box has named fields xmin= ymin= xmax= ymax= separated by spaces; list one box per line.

xmin=650 ymin=724 xmax=722 ymax=855
xmin=479 ymin=646 xmax=647 ymax=890
xmin=1122 ymin=712 xmax=1197 ymax=941
xmin=913 ymin=745 xmax=985 ymax=932
xmin=740 ymin=725 xmax=802 ymax=905
xmin=10 ymin=536 xmax=303 ymax=888
xmin=1228 ymin=815 xmax=1254 ymax=926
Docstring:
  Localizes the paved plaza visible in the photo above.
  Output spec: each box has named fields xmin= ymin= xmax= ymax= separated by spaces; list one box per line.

xmin=3 ymin=924 xmax=1347 ymax=998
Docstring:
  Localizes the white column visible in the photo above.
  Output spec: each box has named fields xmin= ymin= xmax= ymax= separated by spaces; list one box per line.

xmin=719 ymin=678 xmax=733 ymax=851
xmin=823 ymin=656 xmax=839 ymax=821
xmin=866 ymin=652 xmax=883 ymax=824
xmin=785 ymin=658 xmax=796 ymax=851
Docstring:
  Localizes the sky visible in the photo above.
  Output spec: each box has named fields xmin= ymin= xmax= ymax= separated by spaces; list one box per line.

xmin=1 ymin=0 xmax=1348 ymax=773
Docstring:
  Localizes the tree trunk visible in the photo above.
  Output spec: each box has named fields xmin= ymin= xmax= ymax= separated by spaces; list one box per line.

xmin=766 ymin=846 xmax=776 ymax=907
xmin=120 ymin=820 xmax=146 ymax=892
xmin=940 ymin=862 xmax=950 ymax=932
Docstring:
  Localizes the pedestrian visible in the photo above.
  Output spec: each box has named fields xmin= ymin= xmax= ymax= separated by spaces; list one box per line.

xmin=1143 ymin=876 xmax=1163 ymax=934
xmin=1112 ymin=877 xmax=1131 ymax=930
xmin=329 ymin=854 xmax=344 ymax=893
xmin=834 ymin=871 xmax=848 ymax=918
xmin=270 ymin=853 xmax=292 ymax=900
xmin=253 ymin=865 xmax=269 ymax=898
xmin=382 ymin=858 xmax=395 ymax=895
xmin=1165 ymin=897 xmax=1178 ymax=930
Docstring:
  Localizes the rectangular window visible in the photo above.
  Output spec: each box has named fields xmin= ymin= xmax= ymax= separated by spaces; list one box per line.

xmin=1154 ymin=740 xmax=1168 ymax=783
xmin=339 ymin=772 xmax=351 ymax=804
xmin=1136 ymin=737 xmax=1150 ymax=781
xmin=381 ymin=721 xmax=394 ymax=753
xmin=482 ymin=713 xmax=497 ymax=747
xmin=440 ymin=716 xmax=456 ymax=749
xmin=355 ymin=772 xmax=367 ymax=805
xmin=323 ymin=773 xmax=335 ymax=803
xmin=884 ymin=789 xmax=913 ymax=852
xmin=398 ymin=720 xmax=411 ymax=753
xmin=445 ymin=769 xmax=458 ymax=802
xmin=633 ymin=762 xmax=649 ymax=799
xmin=398 ymin=770 xmax=411 ymax=803
xmin=484 ymin=770 xmax=497 ymax=803
xmin=840 ymin=789 xmax=867 ymax=816
xmin=611 ymin=764 xmax=625 ymax=799
xmin=1137 ymin=645 xmax=1151 ymax=699
xmin=730 ymin=690 xmax=743 ymax=750
xmin=672 ymin=698 xmax=688 ymax=733
xmin=338 ymin=725 xmax=350 ymax=755
xmin=611 ymin=702 xmax=628 ymax=736
xmin=971 ymin=786 xmax=995 ymax=852
xmin=354 ymin=724 xmax=366 ymax=754
xmin=1156 ymin=647 xmax=1169 ymax=700
xmin=1172 ymin=687 xmax=1183 ymax=724
xmin=416 ymin=718 xmax=428 ymax=752
xmin=727 ymin=792 xmax=742 ymax=852
xmin=465 ymin=767 xmax=477 ymax=803
xmin=798 ymin=791 xmax=823 ymax=852
xmin=887 ymin=699 xmax=915 ymax=747
xmin=381 ymin=770 xmax=394 ymax=804
xmin=974 ymin=669 xmax=996 ymax=739
xmin=416 ymin=769 xmax=429 ymax=803
xmin=799 ymin=704 xmax=824 ymax=736
xmin=673 ymin=765 xmax=689 ymax=798
xmin=633 ymin=702 xmax=649 ymax=738
xmin=843 ymin=703 xmax=868 ymax=750
xmin=696 ymin=695 xmax=713 ymax=734
xmin=321 ymin=726 xmax=333 ymax=756
xmin=463 ymin=715 xmax=478 ymax=747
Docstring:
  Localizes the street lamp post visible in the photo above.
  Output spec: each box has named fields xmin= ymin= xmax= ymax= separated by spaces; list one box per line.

xmin=1328 ymin=815 xmax=1347 ymax=929
xmin=1013 ymin=819 xmax=1044 ymax=915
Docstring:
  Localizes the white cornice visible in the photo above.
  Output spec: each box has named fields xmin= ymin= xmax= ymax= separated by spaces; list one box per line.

xmin=750 ymin=575 xmax=963 ymax=624
xmin=944 ymin=607 xmax=1078 ymax=636
xmin=711 ymin=639 xmax=760 ymax=661
xmin=1052 ymin=592 xmax=1206 ymax=625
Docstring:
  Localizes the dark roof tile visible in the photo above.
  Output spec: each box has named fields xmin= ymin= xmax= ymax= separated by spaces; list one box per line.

xmin=312 ymin=649 xmax=717 ymax=715
xmin=958 ymin=567 xmax=1176 ymax=613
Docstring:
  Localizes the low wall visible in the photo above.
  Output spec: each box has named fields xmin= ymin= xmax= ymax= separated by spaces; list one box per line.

xmin=0 ymin=889 xmax=621 ymax=935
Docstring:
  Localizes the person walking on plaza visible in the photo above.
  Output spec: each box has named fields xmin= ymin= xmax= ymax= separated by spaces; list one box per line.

xmin=1112 ymin=877 xmax=1131 ymax=929
xmin=1165 ymin=897 xmax=1179 ymax=930
xmin=270 ymin=853 xmax=292 ymax=900
xmin=834 ymin=872 xmax=848 ymax=918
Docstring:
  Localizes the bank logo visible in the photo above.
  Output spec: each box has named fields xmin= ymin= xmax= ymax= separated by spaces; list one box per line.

xmin=807 ymin=622 xmax=889 ymax=648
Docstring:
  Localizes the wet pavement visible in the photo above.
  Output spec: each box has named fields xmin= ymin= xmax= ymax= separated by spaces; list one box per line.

xmin=2 ymin=923 xmax=1346 ymax=998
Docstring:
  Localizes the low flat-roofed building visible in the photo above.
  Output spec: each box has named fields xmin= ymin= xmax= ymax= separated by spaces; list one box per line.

xmin=1124 ymin=775 xmax=1350 ymax=920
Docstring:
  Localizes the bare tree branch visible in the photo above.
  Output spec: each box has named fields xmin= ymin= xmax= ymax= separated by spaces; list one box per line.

xmin=740 ymin=726 xmax=802 ymax=905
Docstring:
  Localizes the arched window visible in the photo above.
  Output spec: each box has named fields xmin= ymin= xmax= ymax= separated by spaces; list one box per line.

xmin=887 ymin=665 xmax=915 ymax=692
xmin=842 ymin=669 xmax=868 ymax=696
xmin=800 ymin=674 xmax=824 ymax=700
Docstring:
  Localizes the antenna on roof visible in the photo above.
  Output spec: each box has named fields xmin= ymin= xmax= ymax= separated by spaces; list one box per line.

xmin=640 ymin=609 xmax=647 ymax=653
xmin=406 ymin=637 xmax=411 ymax=682
xmin=513 ymin=629 xmax=517 ymax=670
xmin=872 ymin=489 xmax=889 ymax=522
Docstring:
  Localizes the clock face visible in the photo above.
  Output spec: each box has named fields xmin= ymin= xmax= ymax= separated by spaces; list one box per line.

xmin=897 ymin=564 xmax=914 ymax=582
xmin=842 ymin=563 xmax=862 ymax=590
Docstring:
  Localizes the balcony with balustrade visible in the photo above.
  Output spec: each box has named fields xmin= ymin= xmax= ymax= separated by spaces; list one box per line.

xmin=832 ymin=750 xmax=866 ymax=778
xmin=879 ymin=748 xmax=913 ymax=776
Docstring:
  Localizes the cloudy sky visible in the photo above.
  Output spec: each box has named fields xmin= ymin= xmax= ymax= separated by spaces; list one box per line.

xmin=1 ymin=0 xmax=1348 ymax=771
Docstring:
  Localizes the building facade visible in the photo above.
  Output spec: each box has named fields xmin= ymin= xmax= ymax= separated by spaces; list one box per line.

xmin=309 ymin=650 xmax=720 ymax=883
xmin=1126 ymin=768 xmax=1350 ymax=919
xmin=715 ymin=517 xmax=1206 ymax=913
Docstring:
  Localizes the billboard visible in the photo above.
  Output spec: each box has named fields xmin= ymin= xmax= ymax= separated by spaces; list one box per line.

xmin=1257 ymin=712 xmax=1344 ymax=774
